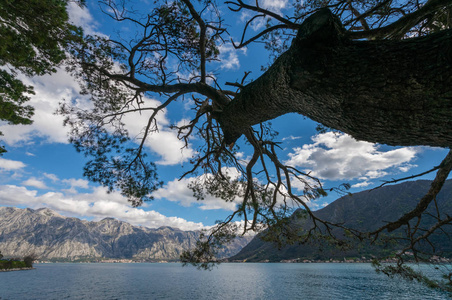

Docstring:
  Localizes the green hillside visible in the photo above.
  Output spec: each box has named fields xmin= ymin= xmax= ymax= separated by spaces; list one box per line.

xmin=231 ymin=180 xmax=452 ymax=262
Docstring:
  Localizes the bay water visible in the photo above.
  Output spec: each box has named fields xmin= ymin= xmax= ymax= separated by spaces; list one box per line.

xmin=0 ymin=263 xmax=449 ymax=299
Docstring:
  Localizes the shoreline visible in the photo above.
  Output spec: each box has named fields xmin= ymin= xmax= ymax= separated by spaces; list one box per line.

xmin=33 ymin=259 xmax=452 ymax=264
xmin=0 ymin=267 xmax=34 ymax=272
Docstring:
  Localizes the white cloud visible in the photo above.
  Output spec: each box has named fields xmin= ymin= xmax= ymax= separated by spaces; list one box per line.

xmin=218 ymin=44 xmax=244 ymax=70
xmin=0 ymin=1 xmax=195 ymax=167
xmin=67 ymin=2 xmax=98 ymax=35
xmin=153 ymin=168 xmax=314 ymax=213
xmin=43 ymin=173 xmax=59 ymax=182
xmin=0 ymin=185 xmax=38 ymax=204
xmin=399 ymin=165 xmax=415 ymax=173
xmin=118 ymin=102 xmax=195 ymax=165
xmin=261 ymin=0 xmax=289 ymax=12
xmin=351 ymin=181 xmax=371 ymax=188
xmin=0 ymin=68 xmax=88 ymax=146
xmin=0 ymin=5 xmax=196 ymax=202
xmin=0 ymin=157 xmax=26 ymax=170
xmin=0 ymin=64 xmax=193 ymax=167
xmin=21 ymin=177 xmax=48 ymax=189
xmin=239 ymin=0 xmax=289 ymax=31
xmin=62 ymin=178 xmax=89 ymax=189
xmin=285 ymin=132 xmax=418 ymax=184
xmin=0 ymin=184 xmax=205 ymax=231
xmin=61 ymin=178 xmax=90 ymax=194
xmin=4 ymin=2 xmax=102 ymax=146
xmin=0 ymin=5 xmax=97 ymax=147
xmin=153 ymin=168 xmax=242 ymax=211
xmin=146 ymin=130 xmax=195 ymax=165
xmin=153 ymin=177 xmax=237 ymax=211
xmin=282 ymin=135 xmax=303 ymax=141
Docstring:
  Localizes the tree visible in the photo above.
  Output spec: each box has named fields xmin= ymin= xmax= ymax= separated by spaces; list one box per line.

xmin=0 ymin=0 xmax=83 ymax=154
xmin=23 ymin=253 xmax=37 ymax=268
xmin=62 ymin=0 xmax=452 ymax=290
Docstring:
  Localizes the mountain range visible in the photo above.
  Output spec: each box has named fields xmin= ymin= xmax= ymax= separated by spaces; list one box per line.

xmin=231 ymin=180 xmax=452 ymax=262
xmin=2 ymin=179 xmax=451 ymax=263
xmin=0 ymin=207 xmax=251 ymax=261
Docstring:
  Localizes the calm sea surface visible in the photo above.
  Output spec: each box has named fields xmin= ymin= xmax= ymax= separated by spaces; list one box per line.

xmin=0 ymin=263 xmax=449 ymax=299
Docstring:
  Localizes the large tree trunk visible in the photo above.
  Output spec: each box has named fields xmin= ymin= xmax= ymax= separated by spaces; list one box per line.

xmin=217 ymin=9 xmax=452 ymax=148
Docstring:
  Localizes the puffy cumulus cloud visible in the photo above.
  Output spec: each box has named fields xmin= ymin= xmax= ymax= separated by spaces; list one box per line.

xmin=119 ymin=97 xmax=170 ymax=132
xmin=285 ymin=132 xmax=418 ymax=184
xmin=153 ymin=169 xmax=317 ymax=213
xmin=62 ymin=178 xmax=90 ymax=189
xmin=240 ymin=0 xmax=289 ymax=31
xmin=0 ymin=3 xmax=194 ymax=167
xmin=218 ymin=43 xmax=245 ymax=70
xmin=153 ymin=168 xmax=241 ymax=211
xmin=110 ymin=98 xmax=195 ymax=166
xmin=0 ymin=157 xmax=26 ymax=170
xmin=0 ymin=4 xmax=192 ymax=167
xmin=153 ymin=177 xmax=237 ymax=211
xmin=43 ymin=173 xmax=59 ymax=182
xmin=0 ymin=66 xmax=193 ymax=167
xmin=146 ymin=130 xmax=196 ymax=165
xmin=0 ymin=184 xmax=205 ymax=231
xmin=22 ymin=178 xmax=48 ymax=189
xmin=225 ymin=220 xmax=260 ymax=236
xmin=0 ymin=185 xmax=38 ymax=205
xmin=351 ymin=181 xmax=371 ymax=188
xmin=67 ymin=1 xmax=98 ymax=35
xmin=261 ymin=0 xmax=289 ymax=13
xmin=71 ymin=186 xmax=129 ymax=205
xmin=0 ymin=68 xmax=89 ymax=146
xmin=287 ymin=175 xmax=322 ymax=194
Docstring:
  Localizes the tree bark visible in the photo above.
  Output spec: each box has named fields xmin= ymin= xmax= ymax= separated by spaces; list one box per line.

xmin=217 ymin=9 xmax=452 ymax=148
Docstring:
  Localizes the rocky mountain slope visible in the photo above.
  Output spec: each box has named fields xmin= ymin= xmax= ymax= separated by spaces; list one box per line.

xmin=231 ymin=180 xmax=452 ymax=262
xmin=0 ymin=207 xmax=251 ymax=261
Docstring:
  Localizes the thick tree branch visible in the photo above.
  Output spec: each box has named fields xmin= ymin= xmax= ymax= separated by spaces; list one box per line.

xmin=82 ymin=62 xmax=230 ymax=107
xmin=217 ymin=9 xmax=452 ymax=148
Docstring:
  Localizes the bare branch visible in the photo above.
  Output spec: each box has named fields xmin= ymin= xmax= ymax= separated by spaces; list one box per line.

xmin=349 ymin=0 xmax=452 ymax=39
xmin=225 ymin=0 xmax=297 ymax=28
xmin=232 ymin=24 xmax=291 ymax=49
xmin=371 ymin=165 xmax=442 ymax=190
xmin=371 ymin=150 xmax=452 ymax=234
xmin=180 ymin=0 xmax=207 ymax=83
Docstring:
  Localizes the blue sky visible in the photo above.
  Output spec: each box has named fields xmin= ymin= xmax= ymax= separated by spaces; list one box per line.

xmin=0 ymin=0 xmax=448 ymax=231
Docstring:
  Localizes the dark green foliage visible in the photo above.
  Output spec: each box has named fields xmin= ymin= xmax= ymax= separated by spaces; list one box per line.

xmin=83 ymin=147 xmax=162 ymax=207
xmin=62 ymin=0 xmax=227 ymax=207
xmin=0 ymin=258 xmax=27 ymax=270
xmin=23 ymin=254 xmax=37 ymax=268
xmin=0 ymin=0 xmax=83 ymax=153
xmin=59 ymin=0 xmax=452 ymax=292
xmin=59 ymin=108 xmax=163 ymax=207
xmin=0 ymin=251 xmax=36 ymax=270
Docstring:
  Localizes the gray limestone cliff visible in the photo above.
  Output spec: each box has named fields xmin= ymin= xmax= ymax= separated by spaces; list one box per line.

xmin=0 ymin=207 xmax=251 ymax=261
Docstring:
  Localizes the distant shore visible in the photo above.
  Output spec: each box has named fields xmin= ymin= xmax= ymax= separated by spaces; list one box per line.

xmin=32 ymin=256 xmax=452 ymax=264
